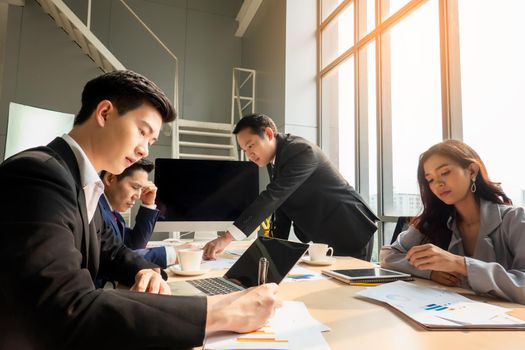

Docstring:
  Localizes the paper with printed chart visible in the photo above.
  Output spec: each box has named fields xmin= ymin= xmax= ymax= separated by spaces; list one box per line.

xmin=204 ymin=301 xmax=330 ymax=350
xmin=357 ymin=280 xmax=525 ymax=329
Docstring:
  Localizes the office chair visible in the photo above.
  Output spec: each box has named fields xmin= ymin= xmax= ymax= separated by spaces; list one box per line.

xmin=390 ymin=216 xmax=412 ymax=245
xmin=364 ymin=234 xmax=375 ymax=262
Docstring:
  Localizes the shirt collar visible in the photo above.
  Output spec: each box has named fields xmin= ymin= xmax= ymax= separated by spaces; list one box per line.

xmin=61 ymin=134 xmax=103 ymax=190
xmin=102 ymin=193 xmax=115 ymax=212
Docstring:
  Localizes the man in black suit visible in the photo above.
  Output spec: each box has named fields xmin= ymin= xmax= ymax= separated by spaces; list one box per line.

xmin=0 ymin=71 xmax=279 ymax=350
xmin=204 ymin=114 xmax=378 ymax=260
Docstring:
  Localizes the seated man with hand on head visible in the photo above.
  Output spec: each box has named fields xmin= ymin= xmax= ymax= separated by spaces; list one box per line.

xmin=99 ymin=159 xmax=177 ymax=270
xmin=0 ymin=70 xmax=280 ymax=349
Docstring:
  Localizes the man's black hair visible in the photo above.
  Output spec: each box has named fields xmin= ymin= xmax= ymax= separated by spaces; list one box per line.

xmin=75 ymin=70 xmax=176 ymax=125
xmin=232 ymin=113 xmax=277 ymax=137
xmin=100 ymin=158 xmax=154 ymax=182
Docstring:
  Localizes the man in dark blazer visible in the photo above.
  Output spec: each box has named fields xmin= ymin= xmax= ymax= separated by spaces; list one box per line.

xmin=0 ymin=71 xmax=279 ymax=350
xmin=99 ymin=159 xmax=175 ymax=269
xmin=204 ymin=113 xmax=379 ymax=260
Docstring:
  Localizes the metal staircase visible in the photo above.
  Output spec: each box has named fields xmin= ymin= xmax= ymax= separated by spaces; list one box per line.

xmin=32 ymin=0 xmax=256 ymax=162
xmin=173 ymin=119 xmax=238 ymax=161
xmin=172 ymin=67 xmax=256 ymax=161
xmin=231 ymin=67 xmax=256 ymax=125
xmin=35 ymin=0 xmax=124 ymax=72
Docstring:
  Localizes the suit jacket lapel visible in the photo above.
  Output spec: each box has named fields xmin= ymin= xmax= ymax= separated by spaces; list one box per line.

xmin=47 ymin=137 xmax=91 ymax=269
xmin=99 ymin=195 xmax=124 ymax=241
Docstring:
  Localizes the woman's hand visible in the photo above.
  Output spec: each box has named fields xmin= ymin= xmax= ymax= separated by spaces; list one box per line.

xmin=430 ymin=270 xmax=461 ymax=287
xmin=406 ymin=244 xmax=467 ymax=276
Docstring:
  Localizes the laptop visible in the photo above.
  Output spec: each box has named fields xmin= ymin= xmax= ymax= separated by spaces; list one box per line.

xmin=322 ymin=267 xmax=412 ymax=284
xmin=169 ymin=237 xmax=309 ymax=296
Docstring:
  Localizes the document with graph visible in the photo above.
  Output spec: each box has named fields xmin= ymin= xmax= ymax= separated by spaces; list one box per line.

xmin=357 ymin=281 xmax=525 ymax=329
xmin=204 ymin=301 xmax=330 ymax=349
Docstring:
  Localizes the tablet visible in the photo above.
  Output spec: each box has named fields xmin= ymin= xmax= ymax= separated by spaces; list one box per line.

xmin=322 ymin=267 xmax=412 ymax=284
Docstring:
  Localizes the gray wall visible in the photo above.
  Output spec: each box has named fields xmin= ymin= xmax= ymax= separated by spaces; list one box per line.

xmin=284 ymin=0 xmax=317 ymax=144
xmin=241 ymin=0 xmax=286 ymax=131
xmin=0 ymin=0 xmax=102 ymax=160
xmin=0 ymin=0 xmax=243 ymax=162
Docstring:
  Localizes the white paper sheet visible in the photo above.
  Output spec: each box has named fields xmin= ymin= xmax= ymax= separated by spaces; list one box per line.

xmin=357 ymin=281 xmax=525 ymax=328
xmin=201 ymin=258 xmax=238 ymax=270
xmin=204 ymin=301 xmax=331 ymax=350
xmin=283 ymin=266 xmax=329 ymax=283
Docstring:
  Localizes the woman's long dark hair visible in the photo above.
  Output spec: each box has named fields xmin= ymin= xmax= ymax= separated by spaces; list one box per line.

xmin=412 ymin=140 xmax=512 ymax=249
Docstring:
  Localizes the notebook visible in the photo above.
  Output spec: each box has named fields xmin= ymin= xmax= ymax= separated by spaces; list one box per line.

xmin=169 ymin=237 xmax=309 ymax=296
xmin=322 ymin=267 xmax=412 ymax=284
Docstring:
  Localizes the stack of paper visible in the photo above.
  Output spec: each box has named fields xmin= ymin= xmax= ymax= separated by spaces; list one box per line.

xmin=357 ymin=281 xmax=525 ymax=329
xmin=204 ymin=301 xmax=331 ymax=349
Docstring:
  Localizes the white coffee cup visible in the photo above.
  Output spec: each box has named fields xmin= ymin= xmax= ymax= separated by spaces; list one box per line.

xmin=178 ymin=248 xmax=203 ymax=271
xmin=308 ymin=243 xmax=333 ymax=262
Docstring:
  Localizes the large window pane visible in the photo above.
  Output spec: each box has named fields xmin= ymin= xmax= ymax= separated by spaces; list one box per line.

xmin=321 ymin=3 xmax=354 ymax=69
xmin=321 ymin=0 xmax=344 ymax=22
xmin=321 ymin=57 xmax=356 ymax=185
xmin=384 ymin=1 xmax=441 ymax=216
xmin=382 ymin=0 xmax=411 ymax=21
xmin=459 ymin=0 xmax=525 ymax=206
xmin=358 ymin=0 xmax=376 ymax=39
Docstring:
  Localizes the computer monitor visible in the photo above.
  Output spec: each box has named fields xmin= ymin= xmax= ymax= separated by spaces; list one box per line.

xmin=153 ymin=158 xmax=259 ymax=234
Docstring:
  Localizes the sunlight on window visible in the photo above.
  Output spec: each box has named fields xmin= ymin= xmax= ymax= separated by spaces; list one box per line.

xmin=321 ymin=57 xmax=356 ymax=186
xmin=386 ymin=0 xmax=441 ymax=216
xmin=321 ymin=3 xmax=354 ymax=69
xmin=458 ymin=0 xmax=525 ymax=207
xmin=321 ymin=0 xmax=344 ymax=22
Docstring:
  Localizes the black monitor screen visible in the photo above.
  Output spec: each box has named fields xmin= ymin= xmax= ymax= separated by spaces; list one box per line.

xmin=154 ymin=158 xmax=259 ymax=221
xmin=225 ymin=237 xmax=309 ymax=288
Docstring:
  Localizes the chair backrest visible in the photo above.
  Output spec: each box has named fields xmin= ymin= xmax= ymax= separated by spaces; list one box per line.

xmin=390 ymin=216 xmax=412 ymax=245
xmin=364 ymin=234 xmax=375 ymax=262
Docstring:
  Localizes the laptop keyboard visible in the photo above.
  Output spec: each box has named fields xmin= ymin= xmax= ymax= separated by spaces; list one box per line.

xmin=187 ymin=277 xmax=244 ymax=295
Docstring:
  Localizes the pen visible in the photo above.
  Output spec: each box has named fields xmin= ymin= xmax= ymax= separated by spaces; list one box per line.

xmin=258 ymin=257 xmax=269 ymax=285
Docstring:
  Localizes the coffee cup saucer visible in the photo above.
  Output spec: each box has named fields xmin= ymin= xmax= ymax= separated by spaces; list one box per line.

xmin=301 ymin=256 xmax=335 ymax=266
xmin=170 ymin=266 xmax=210 ymax=276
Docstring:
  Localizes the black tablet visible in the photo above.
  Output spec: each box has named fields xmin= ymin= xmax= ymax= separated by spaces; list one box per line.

xmin=322 ymin=267 xmax=412 ymax=283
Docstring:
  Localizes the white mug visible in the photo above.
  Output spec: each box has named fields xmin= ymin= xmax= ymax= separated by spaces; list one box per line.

xmin=308 ymin=243 xmax=333 ymax=262
xmin=178 ymin=248 xmax=203 ymax=271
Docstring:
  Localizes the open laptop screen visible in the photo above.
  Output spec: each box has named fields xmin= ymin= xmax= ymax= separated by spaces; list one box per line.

xmin=225 ymin=237 xmax=309 ymax=288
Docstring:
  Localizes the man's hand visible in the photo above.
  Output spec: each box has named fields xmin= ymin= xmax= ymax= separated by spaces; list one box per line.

xmin=205 ymin=283 xmax=282 ymax=334
xmin=430 ymin=270 xmax=461 ymax=287
xmin=130 ymin=268 xmax=171 ymax=295
xmin=406 ymin=244 xmax=467 ymax=276
xmin=203 ymin=232 xmax=233 ymax=260
xmin=140 ymin=181 xmax=157 ymax=206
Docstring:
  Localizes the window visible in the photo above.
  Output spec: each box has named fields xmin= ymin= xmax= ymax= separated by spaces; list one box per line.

xmin=458 ymin=0 xmax=525 ymax=206
xmin=321 ymin=57 xmax=356 ymax=185
xmin=321 ymin=3 xmax=354 ymax=69
xmin=383 ymin=1 xmax=441 ymax=216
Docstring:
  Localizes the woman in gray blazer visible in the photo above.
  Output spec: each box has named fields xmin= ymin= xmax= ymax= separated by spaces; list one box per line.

xmin=381 ymin=140 xmax=525 ymax=304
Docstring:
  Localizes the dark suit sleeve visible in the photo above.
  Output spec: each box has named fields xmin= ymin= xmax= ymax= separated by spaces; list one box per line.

xmin=123 ymin=206 xmax=160 ymax=249
xmin=272 ymin=208 xmax=292 ymax=239
xmin=96 ymin=214 xmax=161 ymax=285
xmin=234 ymin=142 xmax=319 ymax=236
xmin=0 ymin=153 xmax=206 ymax=349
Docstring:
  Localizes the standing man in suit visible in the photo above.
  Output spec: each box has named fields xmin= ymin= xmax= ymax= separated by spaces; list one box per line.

xmin=204 ymin=113 xmax=379 ymax=260
xmin=99 ymin=159 xmax=177 ymax=269
xmin=0 ymin=71 xmax=280 ymax=350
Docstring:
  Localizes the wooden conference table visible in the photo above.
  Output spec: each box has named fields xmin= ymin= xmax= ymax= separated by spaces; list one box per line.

xmin=167 ymin=242 xmax=525 ymax=350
